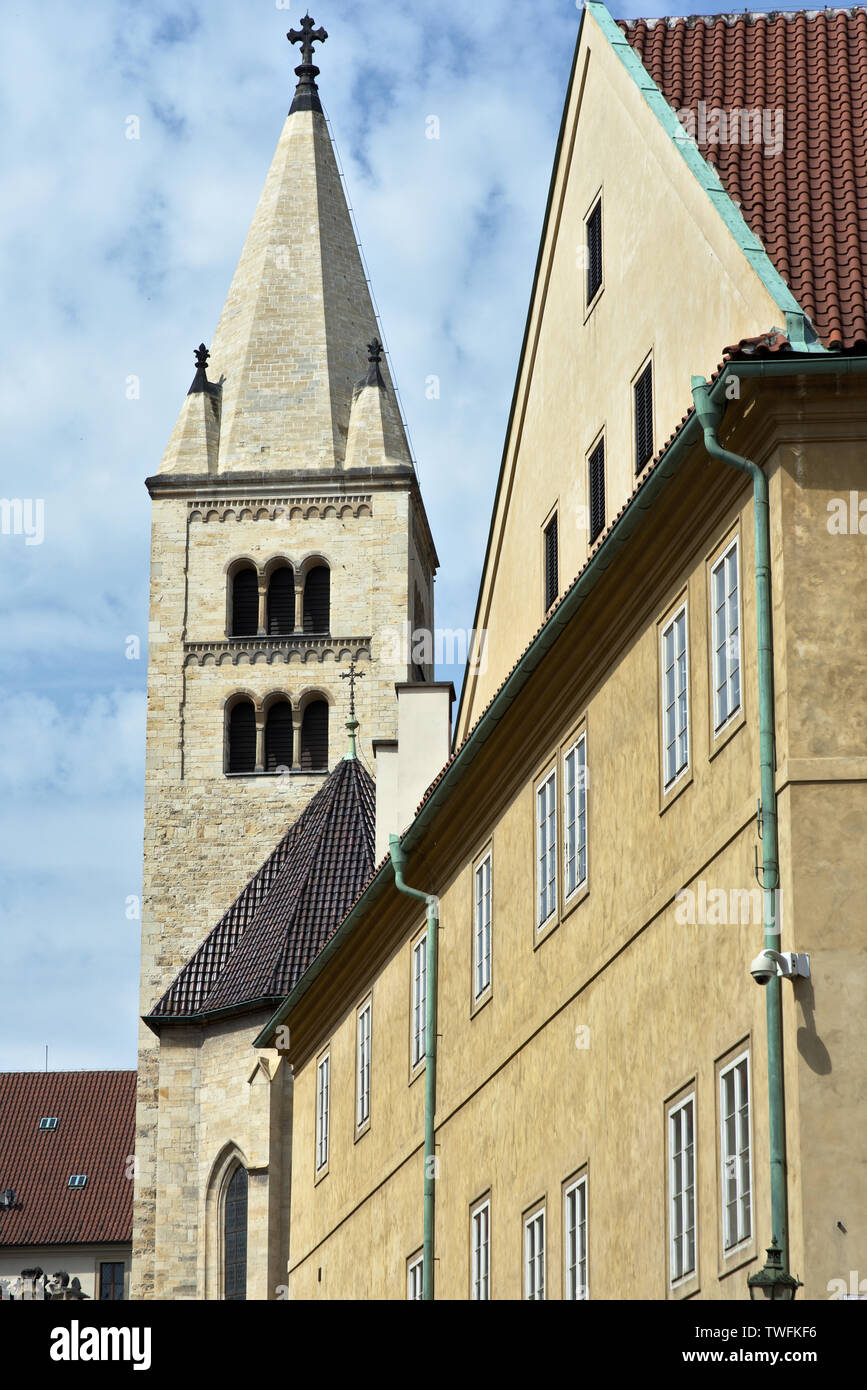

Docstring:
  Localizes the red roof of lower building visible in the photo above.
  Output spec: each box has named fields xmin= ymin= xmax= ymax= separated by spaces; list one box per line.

xmin=621 ymin=10 xmax=867 ymax=349
xmin=0 ymin=1071 xmax=135 ymax=1247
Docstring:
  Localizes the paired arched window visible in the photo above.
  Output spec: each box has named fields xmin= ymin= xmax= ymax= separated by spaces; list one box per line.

xmin=303 ymin=566 xmax=330 ymax=634
xmin=301 ymin=699 xmax=329 ymax=771
xmin=224 ymin=1165 xmax=248 ymax=1301
xmin=267 ymin=565 xmax=295 ymax=635
xmin=265 ymin=699 xmax=293 ymax=771
xmin=228 ymin=700 xmax=256 ymax=773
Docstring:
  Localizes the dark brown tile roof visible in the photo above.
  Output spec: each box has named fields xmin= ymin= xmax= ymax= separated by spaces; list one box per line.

xmin=0 ymin=1071 xmax=135 ymax=1247
xmin=147 ymin=756 xmax=375 ymax=1024
xmin=620 ymin=9 xmax=867 ymax=349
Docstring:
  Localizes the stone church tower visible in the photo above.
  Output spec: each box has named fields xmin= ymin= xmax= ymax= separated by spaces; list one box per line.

xmin=132 ymin=22 xmax=437 ymax=1297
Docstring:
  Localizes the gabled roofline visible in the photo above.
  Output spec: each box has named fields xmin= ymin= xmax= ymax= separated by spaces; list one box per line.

xmin=254 ymin=348 xmax=867 ymax=1053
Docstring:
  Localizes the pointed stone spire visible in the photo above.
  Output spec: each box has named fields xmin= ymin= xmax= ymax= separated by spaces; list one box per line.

xmin=158 ymin=344 xmax=221 ymax=474
xmin=345 ymin=336 xmax=412 ymax=470
xmin=156 ymin=25 xmax=413 ymax=478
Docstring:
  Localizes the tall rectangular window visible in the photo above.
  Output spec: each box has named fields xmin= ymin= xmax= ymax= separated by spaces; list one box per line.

xmin=411 ymin=935 xmax=427 ymax=1069
xmin=471 ymin=1199 xmax=491 ymax=1300
xmin=407 ymin=1254 xmax=423 ymax=1300
xmin=524 ymin=1208 xmax=546 ymax=1300
xmin=564 ymin=1176 xmax=588 ymax=1300
xmin=563 ymin=734 xmax=587 ymax=900
xmin=473 ymin=853 xmax=492 ymax=999
xmin=711 ymin=539 xmax=741 ymax=732
xmin=586 ymin=199 xmax=602 ymax=304
xmin=544 ymin=514 xmax=559 ymax=612
xmin=315 ymin=1053 xmax=330 ymax=1172
xmin=661 ymin=605 xmax=689 ymax=790
xmin=536 ymin=769 xmax=557 ymax=928
xmin=634 ymin=360 xmax=654 ymax=471
xmin=588 ymin=437 xmax=605 ymax=544
xmin=669 ymin=1095 xmax=696 ymax=1284
xmin=356 ymin=1001 xmax=371 ymax=1129
xmin=99 ymin=1262 xmax=125 ymax=1301
xmin=720 ymin=1053 xmax=752 ymax=1251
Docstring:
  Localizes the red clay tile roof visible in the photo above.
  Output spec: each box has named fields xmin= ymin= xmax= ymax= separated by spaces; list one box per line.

xmin=147 ymin=756 xmax=375 ymax=1024
xmin=0 ymin=1071 xmax=135 ymax=1247
xmin=620 ymin=9 xmax=867 ymax=349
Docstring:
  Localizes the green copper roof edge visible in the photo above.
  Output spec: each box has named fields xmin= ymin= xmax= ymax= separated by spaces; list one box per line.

xmin=586 ymin=2 xmax=825 ymax=353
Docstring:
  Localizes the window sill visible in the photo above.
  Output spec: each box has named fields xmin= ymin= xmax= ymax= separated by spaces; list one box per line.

xmin=353 ymin=1118 xmax=371 ymax=1145
xmin=470 ymin=986 xmax=493 ymax=1020
xmin=562 ymin=880 xmax=589 ymax=925
xmin=659 ymin=767 xmax=693 ymax=816
xmin=408 ymin=1060 xmax=426 ymax=1088
xmin=224 ymin=769 xmax=328 ymax=778
xmin=668 ymin=1269 xmax=700 ymax=1301
xmin=583 ymin=284 xmax=604 ymax=324
xmin=313 ymin=1162 xmax=329 ymax=1187
xmin=709 ymin=705 xmax=746 ymax=762
xmin=534 ymin=911 xmax=560 ymax=951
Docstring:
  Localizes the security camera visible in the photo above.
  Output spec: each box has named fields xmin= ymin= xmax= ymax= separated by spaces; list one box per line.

xmin=750 ymin=950 xmax=810 ymax=986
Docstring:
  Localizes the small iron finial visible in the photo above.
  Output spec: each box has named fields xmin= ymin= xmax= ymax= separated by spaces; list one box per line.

xmin=194 ymin=343 xmax=210 ymax=371
xmin=288 ymin=14 xmax=328 ymax=114
xmin=188 ymin=342 xmax=219 ymax=396
xmin=367 ymin=337 xmax=383 ymax=364
xmin=340 ymin=658 xmax=365 ymax=759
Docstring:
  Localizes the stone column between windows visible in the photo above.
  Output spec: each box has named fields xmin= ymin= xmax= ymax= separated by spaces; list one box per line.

xmin=255 ymin=708 xmax=265 ymax=772
xmin=291 ymin=709 xmax=303 ymax=772
xmin=294 ymin=575 xmax=305 ymax=634
xmin=257 ymin=579 xmax=267 ymax=636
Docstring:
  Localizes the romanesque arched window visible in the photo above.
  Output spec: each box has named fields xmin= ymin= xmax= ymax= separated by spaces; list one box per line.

xmin=227 ymin=699 xmax=256 ymax=774
xmin=267 ymin=565 xmax=295 ymax=635
xmin=265 ymin=699 xmax=293 ymax=771
xmin=231 ymin=566 xmax=259 ymax=637
xmin=300 ymin=699 xmax=329 ymax=771
xmin=224 ymin=1164 xmax=248 ymax=1301
xmin=303 ymin=565 xmax=330 ymax=634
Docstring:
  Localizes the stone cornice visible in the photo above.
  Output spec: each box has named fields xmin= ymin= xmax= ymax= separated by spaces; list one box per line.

xmin=144 ymin=465 xmax=415 ymax=499
xmin=182 ymin=635 xmax=372 ymax=667
xmin=189 ymin=496 xmax=372 ymax=523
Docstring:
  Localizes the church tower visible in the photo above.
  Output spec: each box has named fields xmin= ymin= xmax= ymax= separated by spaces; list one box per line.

xmin=132 ymin=20 xmax=437 ymax=1297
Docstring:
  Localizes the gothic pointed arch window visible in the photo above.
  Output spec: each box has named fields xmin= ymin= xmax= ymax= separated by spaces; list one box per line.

xmin=227 ymin=699 xmax=256 ymax=774
xmin=303 ymin=565 xmax=330 ymax=634
xmin=301 ymin=699 xmax=329 ymax=771
xmin=231 ymin=566 xmax=259 ymax=637
xmin=267 ymin=565 xmax=295 ymax=635
xmin=265 ymin=699 xmax=293 ymax=771
xmin=224 ymin=1164 xmax=248 ymax=1301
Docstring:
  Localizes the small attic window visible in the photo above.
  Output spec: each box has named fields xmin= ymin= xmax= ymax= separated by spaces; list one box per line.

xmin=38 ymin=1117 xmax=58 ymax=1131
xmin=67 ymin=1174 xmax=87 ymax=1189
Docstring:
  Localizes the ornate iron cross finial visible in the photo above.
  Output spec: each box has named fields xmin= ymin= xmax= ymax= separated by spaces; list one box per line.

xmin=367 ymin=337 xmax=383 ymax=364
xmin=194 ymin=343 xmax=210 ymax=371
xmin=341 ymin=658 xmax=365 ymax=760
xmin=340 ymin=658 xmax=365 ymax=717
xmin=288 ymin=13 xmax=328 ymax=67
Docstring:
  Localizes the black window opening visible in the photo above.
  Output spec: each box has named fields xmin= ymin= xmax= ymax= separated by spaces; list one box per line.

xmin=589 ymin=438 xmax=606 ymax=544
xmin=224 ymin=1166 xmax=248 ymax=1302
xmin=635 ymin=361 xmax=654 ymax=473
xmin=586 ymin=200 xmax=602 ymax=304
xmin=228 ymin=701 xmax=256 ymax=774
xmin=265 ymin=701 xmax=293 ymax=771
xmin=300 ymin=700 xmax=329 ymax=772
xmin=99 ymin=1262 xmax=125 ymax=1301
xmin=231 ymin=567 xmax=259 ymax=637
xmin=303 ymin=566 xmax=330 ymax=634
xmin=267 ymin=566 xmax=295 ymax=635
xmin=544 ymin=515 xmax=559 ymax=612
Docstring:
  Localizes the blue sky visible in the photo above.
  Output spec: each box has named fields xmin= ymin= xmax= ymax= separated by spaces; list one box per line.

xmin=0 ymin=0 xmax=844 ymax=1072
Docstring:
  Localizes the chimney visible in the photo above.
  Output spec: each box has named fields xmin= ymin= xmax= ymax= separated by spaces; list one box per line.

xmin=374 ymin=683 xmax=455 ymax=863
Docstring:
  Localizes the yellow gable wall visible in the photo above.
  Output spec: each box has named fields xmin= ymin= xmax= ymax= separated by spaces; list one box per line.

xmin=458 ymin=7 xmax=785 ymax=740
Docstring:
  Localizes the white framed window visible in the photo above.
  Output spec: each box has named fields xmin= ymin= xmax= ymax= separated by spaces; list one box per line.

xmin=356 ymin=1001 xmax=371 ymax=1129
xmin=411 ymin=935 xmax=427 ymax=1069
xmin=524 ymin=1207 xmax=546 ymax=1299
xmin=564 ymin=1176 xmax=588 ymax=1299
xmin=536 ymin=769 xmax=557 ymax=928
xmin=661 ymin=605 xmax=689 ymax=790
xmin=471 ymin=1198 xmax=491 ymax=1300
xmin=720 ymin=1052 xmax=752 ymax=1251
xmin=668 ymin=1094 xmax=696 ymax=1284
xmin=315 ymin=1052 xmax=330 ymax=1172
xmin=473 ymin=853 xmax=492 ymax=999
xmin=563 ymin=734 xmax=587 ymax=900
xmin=407 ymin=1254 xmax=423 ymax=1301
xmin=711 ymin=539 xmax=741 ymax=732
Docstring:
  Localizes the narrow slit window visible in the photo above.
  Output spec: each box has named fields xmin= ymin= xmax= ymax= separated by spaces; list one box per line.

xmin=563 ymin=734 xmax=587 ymax=900
xmin=267 ymin=566 xmax=295 ymax=635
xmin=471 ymin=1199 xmax=491 ymax=1300
xmin=411 ymin=936 xmax=427 ymax=1069
xmin=524 ymin=1208 xmax=546 ymax=1300
xmin=265 ymin=700 xmax=293 ymax=771
xmin=407 ymin=1254 xmax=423 ymax=1300
xmin=536 ymin=770 xmax=557 ymax=928
xmin=228 ymin=700 xmax=257 ymax=775
xmin=231 ymin=567 xmax=259 ymax=637
xmin=473 ymin=853 xmax=492 ymax=1000
xmin=720 ymin=1053 xmax=752 ymax=1251
xmin=669 ymin=1095 xmax=696 ymax=1284
xmin=544 ymin=515 xmax=558 ymax=612
xmin=586 ymin=199 xmax=602 ymax=304
xmin=588 ymin=438 xmax=605 ymax=544
xmin=634 ymin=361 xmax=654 ymax=472
xmin=316 ymin=1054 xmax=330 ymax=1172
xmin=357 ymin=1002 xmax=371 ymax=1129
xmin=564 ymin=1176 xmax=588 ymax=1300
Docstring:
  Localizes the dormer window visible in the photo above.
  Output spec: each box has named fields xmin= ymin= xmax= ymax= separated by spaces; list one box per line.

xmin=38 ymin=1117 xmax=58 ymax=1131
xmin=67 ymin=1175 xmax=87 ymax=1189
